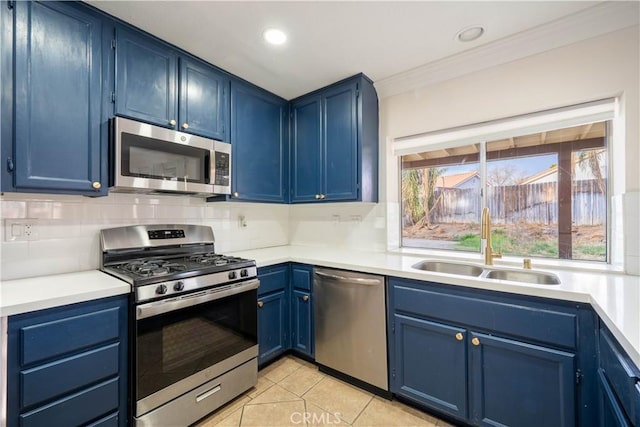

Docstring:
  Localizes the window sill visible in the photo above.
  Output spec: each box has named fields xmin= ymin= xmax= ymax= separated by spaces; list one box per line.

xmin=390 ymin=247 xmax=626 ymax=275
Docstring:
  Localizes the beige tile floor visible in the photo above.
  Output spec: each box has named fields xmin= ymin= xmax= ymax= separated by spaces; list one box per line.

xmin=195 ymin=355 xmax=454 ymax=427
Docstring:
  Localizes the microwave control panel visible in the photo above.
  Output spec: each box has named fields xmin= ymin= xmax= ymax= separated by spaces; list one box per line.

xmin=214 ymin=152 xmax=230 ymax=186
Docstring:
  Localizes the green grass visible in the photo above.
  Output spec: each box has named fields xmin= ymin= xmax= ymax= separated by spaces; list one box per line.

xmin=446 ymin=229 xmax=605 ymax=262
xmin=574 ymin=244 xmax=606 ymax=259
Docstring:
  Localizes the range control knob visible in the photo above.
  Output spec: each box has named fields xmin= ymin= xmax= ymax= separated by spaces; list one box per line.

xmin=173 ymin=281 xmax=185 ymax=291
xmin=228 ymin=271 xmax=237 ymax=280
xmin=240 ymin=269 xmax=248 ymax=278
xmin=156 ymin=284 xmax=168 ymax=295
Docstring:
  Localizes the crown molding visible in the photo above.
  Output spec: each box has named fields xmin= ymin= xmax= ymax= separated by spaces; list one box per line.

xmin=374 ymin=2 xmax=639 ymax=99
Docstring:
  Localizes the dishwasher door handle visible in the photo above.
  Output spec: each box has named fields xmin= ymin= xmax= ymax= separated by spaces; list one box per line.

xmin=315 ymin=271 xmax=382 ymax=286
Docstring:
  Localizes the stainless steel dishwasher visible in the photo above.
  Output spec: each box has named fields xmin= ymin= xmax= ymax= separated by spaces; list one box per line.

xmin=314 ymin=267 xmax=388 ymax=393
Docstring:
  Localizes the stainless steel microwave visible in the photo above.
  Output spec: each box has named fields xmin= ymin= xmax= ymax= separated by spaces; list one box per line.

xmin=110 ymin=117 xmax=231 ymax=196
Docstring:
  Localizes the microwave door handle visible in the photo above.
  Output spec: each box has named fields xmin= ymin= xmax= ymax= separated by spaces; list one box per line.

xmin=205 ymin=152 xmax=211 ymax=184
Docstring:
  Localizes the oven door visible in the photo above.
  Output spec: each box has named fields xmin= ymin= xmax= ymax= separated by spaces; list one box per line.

xmin=113 ymin=116 xmax=217 ymax=194
xmin=134 ymin=279 xmax=259 ymax=417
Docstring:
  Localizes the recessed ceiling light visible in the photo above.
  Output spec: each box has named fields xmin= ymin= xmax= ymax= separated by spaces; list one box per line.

xmin=455 ymin=25 xmax=485 ymax=42
xmin=263 ymin=28 xmax=287 ymax=45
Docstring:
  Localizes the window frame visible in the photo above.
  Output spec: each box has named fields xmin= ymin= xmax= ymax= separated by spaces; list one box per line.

xmin=395 ymin=100 xmax=615 ymax=265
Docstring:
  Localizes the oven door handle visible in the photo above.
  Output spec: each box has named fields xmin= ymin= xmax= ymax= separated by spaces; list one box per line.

xmin=136 ymin=279 xmax=260 ymax=320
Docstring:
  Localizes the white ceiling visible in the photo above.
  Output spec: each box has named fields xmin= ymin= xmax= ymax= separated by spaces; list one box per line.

xmin=87 ymin=1 xmax=604 ymax=100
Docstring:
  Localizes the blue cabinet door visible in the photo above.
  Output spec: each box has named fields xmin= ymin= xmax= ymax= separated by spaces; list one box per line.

xmin=322 ymin=81 xmax=358 ymax=201
xmin=469 ymin=331 xmax=575 ymax=427
xmin=291 ymin=289 xmax=313 ymax=357
xmin=392 ymin=314 xmax=468 ymax=420
xmin=230 ymin=81 xmax=288 ymax=202
xmin=13 ymin=1 xmax=105 ymax=195
xmin=599 ymin=370 xmax=632 ymax=427
xmin=258 ymin=290 xmax=289 ymax=365
xmin=7 ymin=295 xmax=128 ymax=427
xmin=115 ymin=26 xmax=177 ymax=128
xmin=291 ymin=95 xmax=322 ymax=202
xmin=179 ymin=57 xmax=228 ymax=140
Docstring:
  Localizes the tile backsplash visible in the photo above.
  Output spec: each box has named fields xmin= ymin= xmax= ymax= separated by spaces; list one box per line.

xmin=1 ymin=191 xmax=637 ymax=280
xmin=0 ymin=193 xmax=289 ymax=280
xmin=289 ymin=202 xmax=387 ymax=251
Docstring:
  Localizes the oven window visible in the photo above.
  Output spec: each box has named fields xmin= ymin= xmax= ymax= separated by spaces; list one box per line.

xmin=136 ymin=289 xmax=257 ymax=401
xmin=122 ymin=132 xmax=210 ymax=184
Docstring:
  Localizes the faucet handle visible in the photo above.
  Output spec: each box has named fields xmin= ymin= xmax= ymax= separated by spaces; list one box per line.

xmin=493 ymin=252 xmax=502 ymax=259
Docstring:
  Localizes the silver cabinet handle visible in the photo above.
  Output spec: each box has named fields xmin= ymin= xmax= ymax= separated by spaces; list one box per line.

xmin=169 ymin=119 xmax=177 ymax=126
xmin=315 ymin=194 xmax=321 ymax=200
xmin=320 ymin=194 xmax=326 ymax=199
xmin=182 ymin=123 xmax=189 ymax=130
xmin=302 ymin=295 xmax=309 ymax=301
xmin=314 ymin=271 xmax=382 ymax=285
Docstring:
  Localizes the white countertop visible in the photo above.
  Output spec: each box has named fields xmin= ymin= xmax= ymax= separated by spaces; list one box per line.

xmin=0 ymin=270 xmax=130 ymax=317
xmin=1 ymin=245 xmax=638 ymax=367
xmin=229 ymin=245 xmax=640 ymax=367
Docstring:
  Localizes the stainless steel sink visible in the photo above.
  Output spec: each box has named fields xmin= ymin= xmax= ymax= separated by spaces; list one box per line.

xmin=484 ymin=269 xmax=561 ymax=285
xmin=412 ymin=260 xmax=484 ymax=277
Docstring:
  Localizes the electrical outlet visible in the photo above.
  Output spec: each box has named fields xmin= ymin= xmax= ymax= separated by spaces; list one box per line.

xmin=238 ymin=215 xmax=247 ymax=228
xmin=4 ymin=220 xmax=38 ymax=241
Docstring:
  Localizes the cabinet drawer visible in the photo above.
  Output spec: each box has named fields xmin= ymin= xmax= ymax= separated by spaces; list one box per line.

xmin=258 ymin=265 xmax=289 ymax=295
xmin=633 ymin=380 xmax=640 ymax=426
xmin=87 ymin=412 xmax=119 ymax=427
xmin=392 ymin=281 xmax=576 ymax=349
xmin=291 ymin=264 xmax=313 ymax=291
xmin=21 ymin=307 xmax=120 ymax=365
xmin=21 ymin=343 xmax=120 ymax=409
xmin=20 ymin=377 xmax=119 ymax=427
xmin=600 ymin=328 xmax=639 ymax=423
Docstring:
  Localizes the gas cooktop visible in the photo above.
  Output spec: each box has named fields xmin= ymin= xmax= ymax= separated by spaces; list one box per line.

xmin=104 ymin=253 xmax=255 ymax=286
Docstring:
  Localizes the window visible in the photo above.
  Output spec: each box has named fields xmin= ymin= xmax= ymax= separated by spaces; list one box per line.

xmin=400 ymin=109 xmax=611 ymax=263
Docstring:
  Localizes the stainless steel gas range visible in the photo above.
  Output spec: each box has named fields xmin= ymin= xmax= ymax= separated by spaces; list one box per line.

xmin=100 ymin=224 xmax=258 ymax=427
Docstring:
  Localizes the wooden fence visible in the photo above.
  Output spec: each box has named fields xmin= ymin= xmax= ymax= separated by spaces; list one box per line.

xmin=428 ymin=179 xmax=605 ymax=226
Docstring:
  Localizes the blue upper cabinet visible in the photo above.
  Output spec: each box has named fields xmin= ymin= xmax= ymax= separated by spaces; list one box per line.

xmin=179 ymin=57 xmax=228 ymax=140
xmin=115 ymin=26 xmax=178 ymax=129
xmin=115 ymin=26 xmax=229 ymax=141
xmin=10 ymin=1 xmax=107 ymax=195
xmin=322 ymin=81 xmax=358 ymax=201
xmin=178 ymin=58 xmax=229 ymax=140
xmin=290 ymin=74 xmax=378 ymax=203
xmin=229 ymin=80 xmax=289 ymax=202
xmin=291 ymin=95 xmax=322 ymax=202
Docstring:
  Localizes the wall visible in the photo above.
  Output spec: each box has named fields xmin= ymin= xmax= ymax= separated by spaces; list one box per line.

xmin=0 ymin=193 xmax=289 ymax=280
xmin=288 ymin=202 xmax=387 ymax=251
xmin=378 ymin=26 xmax=640 ymax=274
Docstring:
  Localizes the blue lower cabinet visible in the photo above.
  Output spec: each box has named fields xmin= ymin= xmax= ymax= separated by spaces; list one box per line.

xmin=7 ymin=296 xmax=128 ymax=427
xmin=290 ymin=264 xmax=314 ymax=357
xmin=291 ymin=289 xmax=313 ymax=357
xmin=257 ymin=265 xmax=290 ymax=365
xmin=392 ymin=314 xmax=468 ymax=419
xmin=599 ymin=369 xmax=632 ymax=427
xmin=469 ymin=332 xmax=576 ymax=427
xmin=258 ymin=290 xmax=289 ymax=365
xmin=257 ymin=263 xmax=314 ymax=364
xmin=598 ymin=326 xmax=640 ymax=426
xmin=388 ymin=277 xmax=586 ymax=426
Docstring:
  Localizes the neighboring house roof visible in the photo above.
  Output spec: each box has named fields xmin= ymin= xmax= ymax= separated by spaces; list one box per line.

xmin=436 ymin=171 xmax=479 ymax=188
xmin=519 ymin=165 xmax=558 ymax=185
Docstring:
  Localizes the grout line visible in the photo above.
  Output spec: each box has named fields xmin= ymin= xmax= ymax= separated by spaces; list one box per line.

xmin=348 ymin=394 xmax=373 ymax=427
